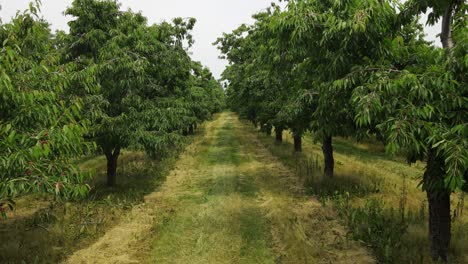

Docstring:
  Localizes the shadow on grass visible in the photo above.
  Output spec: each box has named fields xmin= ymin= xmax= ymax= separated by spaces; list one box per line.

xmin=332 ymin=138 xmax=387 ymax=160
xmin=0 ymin=151 xmax=181 ymax=263
xmin=250 ymin=123 xmax=468 ymax=264
xmin=202 ymin=122 xmax=244 ymax=166
xmin=254 ymin=131 xmax=383 ymax=199
xmin=199 ymin=173 xmax=259 ymax=198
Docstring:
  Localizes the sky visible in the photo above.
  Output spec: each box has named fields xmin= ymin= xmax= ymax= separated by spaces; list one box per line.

xmin=0 ymin=0 xmax=441 ymax=80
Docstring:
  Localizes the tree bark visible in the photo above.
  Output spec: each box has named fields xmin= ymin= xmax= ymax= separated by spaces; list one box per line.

xmin=424 ymin=150 xmax=451 ymax=262
xmin=441 ymin=3 xmax=454 ymax=49
xmin=105 ymin=147 xmax=121 ymax=187
xmin=275 ymin=128 xmax=283 ymax=143
xmin=293 ymin=133 xmax=302 ymax=152
xmin=322 ymin=135 xmax=334 ymax=177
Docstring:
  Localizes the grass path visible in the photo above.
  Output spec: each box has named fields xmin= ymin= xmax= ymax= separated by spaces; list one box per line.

xmin=66 ymin=113 xmax=373 ymax=264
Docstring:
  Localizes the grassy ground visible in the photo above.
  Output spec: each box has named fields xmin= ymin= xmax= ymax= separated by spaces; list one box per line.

xmin=0 ymin=140 xmax=192 ymax=263
xmin=146 ymin=112 xmax=373 ymax=264
xmin=66 ymin=112 xmax=373 ymax=263
xmin=254 ymin=127 xmax=468 ymax=263
xmin=4 ymin=112 xmax=464 ymax=263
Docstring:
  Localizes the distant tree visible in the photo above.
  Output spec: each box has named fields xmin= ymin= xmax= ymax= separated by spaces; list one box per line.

xmin=277 ymin=91 xmax=315 ymax=152
xmin=269 ymin=0 xmax=405 ymax=176
xmin=216 ymin=6 xmax=297 ymax=148
xmin=185 ymin=62 xmax=225 ymax=134
xmin=216 ymin=24 xmax=262 ymax=126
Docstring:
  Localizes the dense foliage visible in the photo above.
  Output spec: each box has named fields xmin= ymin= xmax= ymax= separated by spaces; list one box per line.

xmin=0 ymin=4 xmax=93 ymax=217
xmin=217 ymin=0 xmax=466 ymax=261
xmin=63 ymin=0 xmax=225 ymax=186
xmin=0 ymin=0 xmax=224 ymax=216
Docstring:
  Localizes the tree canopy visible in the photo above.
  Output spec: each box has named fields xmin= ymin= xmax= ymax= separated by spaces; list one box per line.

xmin=63 ymin=0 xmax=224 ymax=186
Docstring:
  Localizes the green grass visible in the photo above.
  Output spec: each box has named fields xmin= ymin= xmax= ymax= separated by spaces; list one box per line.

xmin=254 ymin=126 xmax=468 ymax=264
xmin=8 ymin=113 xmax=445 ymax=263
xmin=149 ymin=113 xmax=374 ymax=264
xmin=201 ymin=122 xmax=243 ymax=166
xmin=150 ymin=114 xmax=276 ymax=264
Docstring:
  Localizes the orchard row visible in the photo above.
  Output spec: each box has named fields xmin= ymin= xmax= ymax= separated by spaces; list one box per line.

xmin=0 ymin=1 xmax=224 ymax=214
xmin=215 ymin=0 xmax=467 ymax=262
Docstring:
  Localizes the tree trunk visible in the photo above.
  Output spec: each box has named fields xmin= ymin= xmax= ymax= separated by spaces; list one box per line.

xmin=463 ymin=170 xmax=468 ymax=193
xmin=425 ymin=150 xmax=451 ymax=262
xmin=293 ymin=134 xmax=302 ymax=152
xmin=322 ymin=135 xmax=334 ymax=177
xmin=188 ymin=124 xmax=194 ymax=135
xmin=423 ymin=4 xmax=454 ymax=261
xmin=262 ymin=123 xmax=272 ymax=136
xmin=441 ymin=3 xmax=454 ymax=49
xmin=105 ymin=147 xmax=121 ymax=187
xmin=275 ymin=128 xmax=283 ymax=143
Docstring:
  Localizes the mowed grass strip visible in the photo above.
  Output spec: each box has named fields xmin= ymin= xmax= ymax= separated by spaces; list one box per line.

xmin=150 ymin=112 xmax=373 ymax=264
xmin=150 ymin=113 xmax=275 ymax=264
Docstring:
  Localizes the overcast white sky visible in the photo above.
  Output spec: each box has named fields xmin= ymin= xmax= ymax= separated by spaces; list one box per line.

xmin=1 ymin=0 xmax=441 ymax=79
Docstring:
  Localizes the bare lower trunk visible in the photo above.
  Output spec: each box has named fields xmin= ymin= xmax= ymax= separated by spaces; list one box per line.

xmin=275 ymin=128 xmax=283 ymax=143
xmin=293 ymin=134 xmax=302 ymax=152
xmin=322 ymin=135 xmax=334 ymax=177
xmin=262 ymin=124 xmax=272 ymax=136
xmin=424 ymin=4 xmax=455 ymax=261
xmin=463 ymin=171 xmax=468 ymax=193
xmin=425 ymin=150 xmax=451 ymax=262
xmin=105 ymin=147 xmax=121 ymax=187
xmin=188 ymin=124 xmax=194 ymax=135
